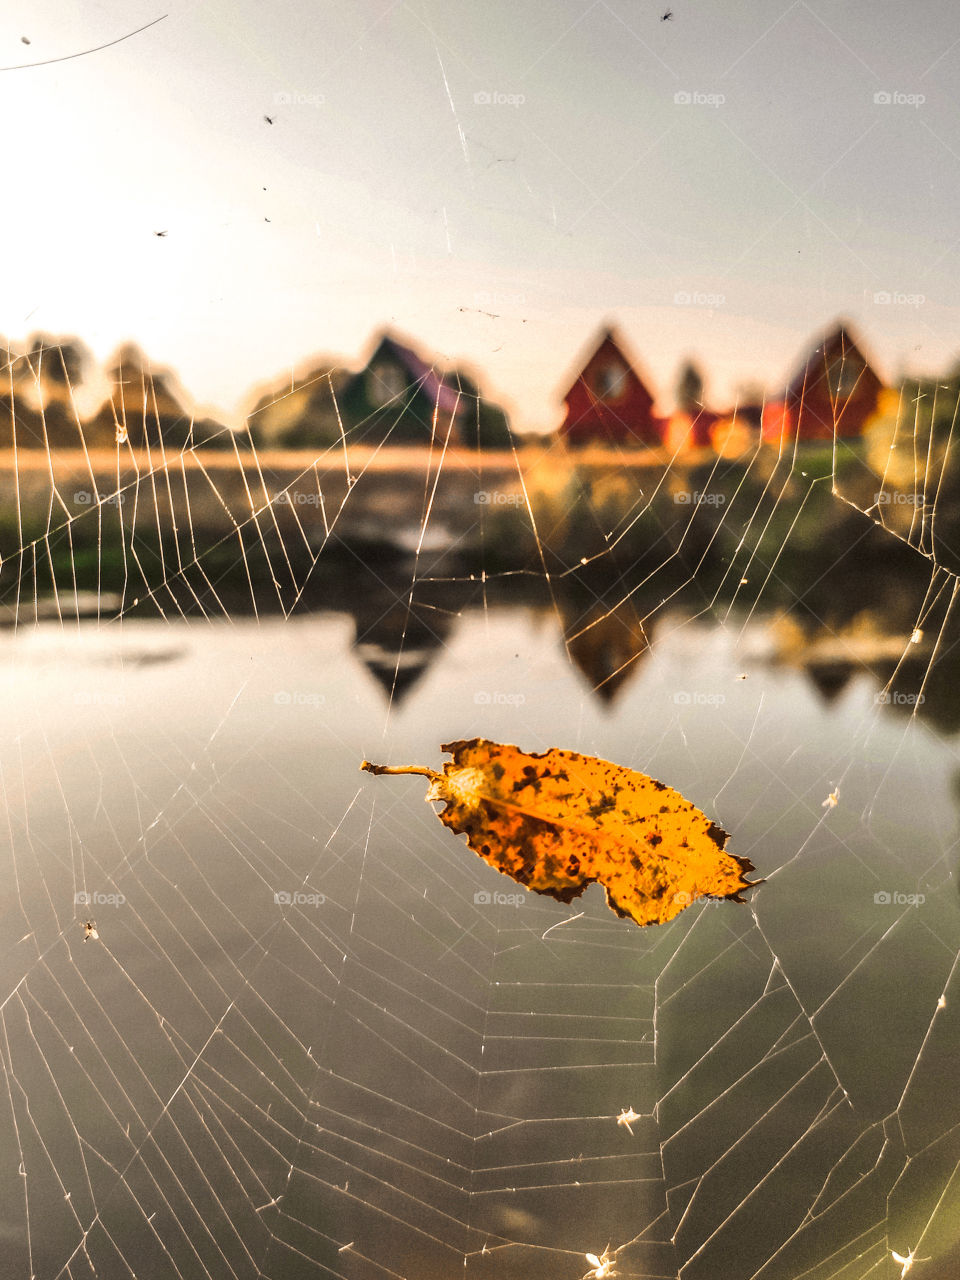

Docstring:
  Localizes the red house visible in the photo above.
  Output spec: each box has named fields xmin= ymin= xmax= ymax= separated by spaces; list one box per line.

xmin=559 ymin=327 xmax=662 ymax=447
xmin=763 ymin=321 xmax=883 ymax=443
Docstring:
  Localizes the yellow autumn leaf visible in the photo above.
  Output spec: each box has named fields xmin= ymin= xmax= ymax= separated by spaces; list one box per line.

xmin=361 ymin=739 xmax=759 ymax=926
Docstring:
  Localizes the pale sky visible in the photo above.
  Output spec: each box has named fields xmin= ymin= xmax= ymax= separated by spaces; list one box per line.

xmin=3 ymin=0 xmax=959 ymax=431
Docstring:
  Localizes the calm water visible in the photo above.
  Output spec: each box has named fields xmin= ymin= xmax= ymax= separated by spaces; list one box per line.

xmin=0 ymin=602 xmax=958 ymax=1279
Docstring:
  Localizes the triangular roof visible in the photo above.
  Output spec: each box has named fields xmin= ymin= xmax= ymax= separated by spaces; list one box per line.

xmin=559 ymin=324 xmax=654 ymax=404
xmin=362 ymin=330 xmax=464 ymax=416
xmin=787 ymin=320 xmax=882 ymax=399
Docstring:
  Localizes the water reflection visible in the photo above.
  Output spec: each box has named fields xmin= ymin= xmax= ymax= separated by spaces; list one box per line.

xmin=558 ymin=592 xmax=651 ymax=703
xmin=346 ymin=561 xmax=457 ymax=703
xmin=3 ymin=538 xmax=959 ymax=734
xmin=1 ymin=582 xmax=959 ymax=1280
xmin=296 ymin=554 xmax=960 ymax=732
xmin=762 ymin=611 xmax=934 ymax=709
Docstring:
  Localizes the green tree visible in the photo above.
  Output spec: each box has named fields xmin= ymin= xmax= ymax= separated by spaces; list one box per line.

xmin=675 ymin=360 xmax=705 ymax=413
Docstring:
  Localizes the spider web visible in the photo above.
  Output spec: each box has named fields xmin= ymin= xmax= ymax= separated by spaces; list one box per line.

xmin=2 ymin=0 xmax=960 ymax=1271
xmin=1 ymin=337 xmax=959 ymax=1280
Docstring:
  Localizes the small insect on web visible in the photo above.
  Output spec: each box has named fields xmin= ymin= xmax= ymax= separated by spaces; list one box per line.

xmin=583 ymin=1245 xmax=617 ymax=1279
xmin=892 ymin=1248 xmax=930 ymax=1277
xmin=616 ymin=1106 xmax=640 ymax=1136
xmin=82 ymin=921 xmax=98 ymax=942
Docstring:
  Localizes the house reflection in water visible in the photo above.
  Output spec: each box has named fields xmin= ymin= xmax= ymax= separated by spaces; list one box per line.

xmin=353 ymin=629 xmax=443 ymax=704
xmin=308 ymin=558 xmax=457 ymax=704
xmin=351 ymin=591 xmax=454 ymax=703
xmin=324 ymin=555 xmax=657 ymax=709
xmin=764 ymin=612 xmax=932 ymax=708
xmin=558 ymin=588 xmax=652 ymax=703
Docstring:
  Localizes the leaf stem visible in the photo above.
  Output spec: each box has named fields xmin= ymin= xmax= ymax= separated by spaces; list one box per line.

xmin=360 ymin=761 xmax=441 ymax=781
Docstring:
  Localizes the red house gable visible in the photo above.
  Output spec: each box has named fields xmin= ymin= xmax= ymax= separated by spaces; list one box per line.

xmin=768 ymin=322 xmax=883 ymax=442
xmin=560 ymin=327 xmax=661 ymax=447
